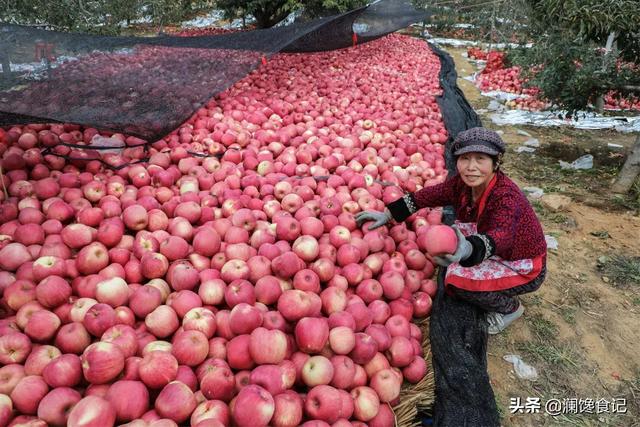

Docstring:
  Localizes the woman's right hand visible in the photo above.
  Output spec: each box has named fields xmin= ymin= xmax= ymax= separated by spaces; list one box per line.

xmin=354 ymin=210 xmax=392 ymax=230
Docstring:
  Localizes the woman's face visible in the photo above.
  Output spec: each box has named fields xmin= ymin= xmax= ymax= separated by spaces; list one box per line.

xmin=456 ymin=152 xmax=495 ymax=188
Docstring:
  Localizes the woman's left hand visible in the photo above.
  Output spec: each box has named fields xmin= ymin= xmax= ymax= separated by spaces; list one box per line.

xmin=433 ymin=226 xmax=472 ymax=267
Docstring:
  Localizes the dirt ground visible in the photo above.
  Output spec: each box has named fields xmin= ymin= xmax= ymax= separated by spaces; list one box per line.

xmin=445 ymin=47 xmax=640 ymax=427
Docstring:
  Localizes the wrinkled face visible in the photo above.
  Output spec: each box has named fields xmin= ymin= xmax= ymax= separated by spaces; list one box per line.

xmin=456 ymin=152 xmax=495 ymax=189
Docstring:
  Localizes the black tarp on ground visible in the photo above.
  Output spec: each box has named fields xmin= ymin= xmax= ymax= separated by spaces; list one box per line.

xmin=0 ymin=0 xmax=427 ymax=141
xmin=428 ymin=42 xmax=501 ymax=427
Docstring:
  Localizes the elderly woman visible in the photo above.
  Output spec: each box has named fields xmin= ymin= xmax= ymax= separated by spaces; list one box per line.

xmin=356 ymin=127 xmax=547 ymax=334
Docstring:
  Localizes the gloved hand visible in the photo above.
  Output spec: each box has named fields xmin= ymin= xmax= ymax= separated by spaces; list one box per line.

xmin=354 ymin=210 xmax=392 ymax=231
xmin=433 ymin=226 xmax=473 ymax=267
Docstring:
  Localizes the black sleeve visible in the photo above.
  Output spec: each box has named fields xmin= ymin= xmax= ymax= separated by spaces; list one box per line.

xmin=459 ymin=234 xmax=496 ymax=267
xmin=387 ymin=194 xmax=418 ymax=223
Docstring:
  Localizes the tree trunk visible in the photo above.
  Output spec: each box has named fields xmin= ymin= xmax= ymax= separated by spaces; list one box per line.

xmin=612 ymin=134 xmax=640 ymax=194
xmin=595 ymin=31 xmax=617 ymax=114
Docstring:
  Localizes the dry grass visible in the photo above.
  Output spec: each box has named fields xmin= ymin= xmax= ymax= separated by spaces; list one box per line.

xmin=597 ymin=255 xmax=640 ymax=287
xmin=394 ymin=318 xmax=435 ymax=427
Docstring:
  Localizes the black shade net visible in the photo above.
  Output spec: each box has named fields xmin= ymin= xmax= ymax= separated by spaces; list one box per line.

xmin=0 ymin=0 xmax=427 ymax=141
xmin=429 ymin=44 xmax=500 ymax=426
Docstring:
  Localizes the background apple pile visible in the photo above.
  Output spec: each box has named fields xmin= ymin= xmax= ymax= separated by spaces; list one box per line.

xmin=468 ymin=48 xmax=640 ymax=112
xmin=0 ymin=34 xmax=448 ymax=427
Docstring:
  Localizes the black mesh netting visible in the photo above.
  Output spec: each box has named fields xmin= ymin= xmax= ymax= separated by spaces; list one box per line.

xmin=0 ymin=0 xmax=427 ymax=141
xmin=429 ymin=44 xmax=501 ymax=427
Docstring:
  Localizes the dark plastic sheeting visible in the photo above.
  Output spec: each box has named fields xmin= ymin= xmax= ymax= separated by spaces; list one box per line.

xmin=428 ymin=42 xmax=501 ymax=427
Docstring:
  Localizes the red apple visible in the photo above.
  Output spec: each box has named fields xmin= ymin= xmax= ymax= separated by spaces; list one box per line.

xmin=42 ymin=353 xmax=82 ymax=388
xmin=123 ymin=205 xmax=148 ymax=231
xmin=24 ymin=345 xmax=61 ymax=377
xmin=351 ymin=386 xmax=380 ymax=422
xmin=370 ymin=368 xmax=402 ymax=402
xmin=182 ymin=307 xmax=217 ymax=338
xmin=106 ymin=380 xmax=149 ymax=422
xmin=368 ymin=402 xmax=395 ymax=427
xmin=349 ymin=333 xmax=378 ymax=365
xmin=304 ymin=385 xmax=342 ymax=424
xmin=67 ymin=395 xmax=116 ymax=427
xmin=101 ymin=324 xmax=138 ymax=358
xmin=272 ymin=390 xmax=303 ymax=427
xmin=198 ymin=279 xmax=226 ymax=306
xmin=95 ymin=277 xmax=129 ymax=307
xmin=154 ymin=381 xmax=197 ymax=423
xmin=386 ymin=336 xmax=414 ymax=367
xmin=229 ymin=303 xmax=263 ymax=335
xmin=0 ymin=364 xmax=25 ymax=395
xmin=295 ymin=317 xmax=329 ymax=354
xmin=35 ymin=275 xmax=72 ymax=309
xmin=54 ymin=322 xmax=91 ymax=354
xmin=190 ymin=400 xmax=230 ymax=427
xmin=25 ymin=309 xmax=61 ymax=342
xmin=10 ymin=375 xmax=49 ymax=415
xmin=145 ymin=305 xmax=179 ymax=338
xmin=129 ymin=285 xmax=163 ymax=318
xmin=37 ymin=387 xmax=82 ymax=426
xmin=139 ymin=351 xmax=178 ymax=389
xmin=226 ymin=335 xmax=254 ymax=371
xmin=200 ymin=366 xmax=235 ymax=402
xmin=81 ymin=342 xmax=125 ymax=384
xmin=403 ymin=355 xmax=428 ymax=383
xmin=76 ymin=242 xmax=109 ymax=275
xmin=171 ymin=330 xmax=209 ymax=367
xmin=249 ymin=364 xmax=287 ymax=395
xmin=301 ymin=355 xmax=334 ymax=387
xmin=328 ymin=326 xmax=356 ymax=355
xmin=249 ymin=327 xmax=288 ymax=365
xmin=0 ymin=332 xmax=32 ymax=364
xmin=231 ymin=384 xmax=274 ymax=427
xmin=83 ymin=303 xmax=116 ymax=337
xmin=32 ymin=256 xmax=66 ymax=282
xmin=330 ymin=355 xmax=356 ymax=389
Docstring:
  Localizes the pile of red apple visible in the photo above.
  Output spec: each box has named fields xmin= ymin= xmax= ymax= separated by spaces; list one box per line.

xmin=480 ymin=51 xmax=506 ymax=74
xmin=475 ymin=55 xmax=640 ymax=112
xmin=0 ymin=34 xmax=449 ymax=427
xmin=466 ymin=47 xmax=488 ymax=61
xmin=604 ymin=91 xmax=640 ymax=111
xmin=476 ymin=65 xmax=551 ymax=111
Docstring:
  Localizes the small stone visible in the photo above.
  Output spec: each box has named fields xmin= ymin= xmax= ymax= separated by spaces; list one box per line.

xmin=540 ymin=194 xmax=572 ymax=212
xmin=602 ymin=276 xmax=610 ymax=283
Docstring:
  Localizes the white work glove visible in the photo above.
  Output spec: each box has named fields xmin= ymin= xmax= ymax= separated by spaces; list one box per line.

xmin=354 ymin=209 xmax=392 ymax=231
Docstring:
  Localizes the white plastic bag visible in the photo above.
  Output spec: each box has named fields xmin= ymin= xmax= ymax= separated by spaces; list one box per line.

xmin=545 ymin=235 xmax=559 ymax=250
xmin=515 ymin=146 xmax=536 ymax=153
xmin=503 ymin=354 xmax=538 ymax=380
xmin=559 ymin=154 xmax=593 ymax=170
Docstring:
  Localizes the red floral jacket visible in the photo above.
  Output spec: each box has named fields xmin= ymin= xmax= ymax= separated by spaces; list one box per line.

xmin=388 ymin=171 xmax=547 ymax=266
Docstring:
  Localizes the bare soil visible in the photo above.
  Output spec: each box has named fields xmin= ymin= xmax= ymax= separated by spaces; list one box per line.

xmin=445 ymin=46 xmax=640 ymax=427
